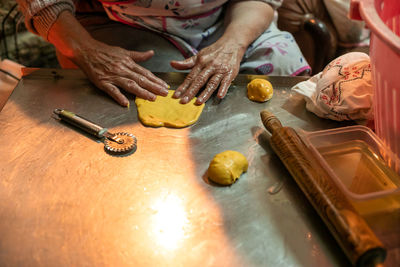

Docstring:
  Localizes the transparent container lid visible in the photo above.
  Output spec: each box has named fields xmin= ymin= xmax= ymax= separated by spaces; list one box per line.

xmin=299 ymin=125 xmax=400 ymax=201
xmin=300 ymin=125 xmax=400 ymax=253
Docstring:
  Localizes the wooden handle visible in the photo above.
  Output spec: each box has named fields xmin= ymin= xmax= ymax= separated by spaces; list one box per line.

xmin=260 ymin=110 xmax=282 ymax=134
xmin=260 ymin=110 xmax=386 ymax=267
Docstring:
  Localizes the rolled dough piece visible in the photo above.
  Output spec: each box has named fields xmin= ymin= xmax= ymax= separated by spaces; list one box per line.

xmin=207 ymin=151 xmax=248 ymax=186
xmin=247 ymin=78 xmax=274 ymax=102
xmin=135 ymin=90 xmax=205 ymax=128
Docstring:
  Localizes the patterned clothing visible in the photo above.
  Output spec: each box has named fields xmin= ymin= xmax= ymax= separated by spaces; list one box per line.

xmin=16 ymin=0 xmax=311 ymax=75
xmin=101 ymin=0 xmax=310 ymax=75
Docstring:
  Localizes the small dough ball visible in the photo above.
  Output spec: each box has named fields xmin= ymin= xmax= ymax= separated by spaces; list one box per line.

xmin=207 ymin=151 xmax=248 ymax=186
xmin=247 ymin=78 xmax=273 ymax=102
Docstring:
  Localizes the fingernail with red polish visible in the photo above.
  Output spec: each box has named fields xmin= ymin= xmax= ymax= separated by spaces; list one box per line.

xmin=174 ymin=91 xmax=181 ymax=98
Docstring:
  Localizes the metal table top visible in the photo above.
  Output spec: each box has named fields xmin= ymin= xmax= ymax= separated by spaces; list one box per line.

xmin=0 ymin=69 xmax=354 ymax=266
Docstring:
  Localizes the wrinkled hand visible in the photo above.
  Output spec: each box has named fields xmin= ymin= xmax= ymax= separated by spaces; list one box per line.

xmin=170 ymin=41 xmax=244 ymax=105
xmin=73 ymin=40 xmax=169 ymax=106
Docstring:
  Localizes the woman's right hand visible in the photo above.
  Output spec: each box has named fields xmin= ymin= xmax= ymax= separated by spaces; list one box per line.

xmin=72 ymin=40 xmax=169 ymax=106
xmin=48 ymin=11 xmax=168 ymax=107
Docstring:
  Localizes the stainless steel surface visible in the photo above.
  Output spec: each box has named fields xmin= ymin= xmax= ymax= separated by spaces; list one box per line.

xmin=0 ymin=69 xmax=366 ymax=266
xmin=53 ymin=108 xmax=137 ymax=154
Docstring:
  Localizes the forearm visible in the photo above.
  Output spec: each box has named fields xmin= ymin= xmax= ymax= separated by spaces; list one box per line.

xmin=218 ymin=1 xmax=274 ymax=56
xmin=48 ymin=10 xmax=96 ymax=59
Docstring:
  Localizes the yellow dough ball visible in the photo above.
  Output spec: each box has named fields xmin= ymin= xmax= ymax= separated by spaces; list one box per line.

xmin=207 ymin=151 xmax=248 ymax=186
xmin=247 ymin=78 xmax=274 ymax=102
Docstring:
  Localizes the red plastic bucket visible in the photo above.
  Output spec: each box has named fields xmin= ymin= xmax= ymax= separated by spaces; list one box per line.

xmin=350 ymin=0 xmax=400 ymax=173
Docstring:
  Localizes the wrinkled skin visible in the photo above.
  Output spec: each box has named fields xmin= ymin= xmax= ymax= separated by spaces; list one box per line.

xmin=73 ymin=40 xmax=169 ymax=106
xmin=171 ymin=40 xmax=243 ymax=105
xmin=48 ymin=11 xmax=169 ymax=107
xmin=170 ymin=1 xmax=274 ymax=105
xmin=46 ymin=1 xmax=273 ymax=106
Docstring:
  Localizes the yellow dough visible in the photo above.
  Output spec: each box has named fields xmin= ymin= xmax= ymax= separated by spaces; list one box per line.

xmin=135 ymin=90 xmax=205 ymax=128
xmin=207 ymin=151 xmax=248 ymax=186
xmin=247 ymin=78 xmax=274 ymax=102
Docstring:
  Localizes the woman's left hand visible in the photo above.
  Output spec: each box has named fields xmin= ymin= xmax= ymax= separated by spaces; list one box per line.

xmin=171 ymin=0 xmax=274 ymax=105
xmin=170 ymin=40 xmax=245 ymax=105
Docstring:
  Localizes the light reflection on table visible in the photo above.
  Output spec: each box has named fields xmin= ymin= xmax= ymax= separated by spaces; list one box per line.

xmin=0 ymin=69 xmax=360 ymax=266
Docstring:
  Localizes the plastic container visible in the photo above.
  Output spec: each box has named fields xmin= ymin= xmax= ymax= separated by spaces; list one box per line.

xmin=301 ymin=125 xmax=400 ymax=200
xmin=350 ymin=0 xmax=400 ymax=174
xmin=300 ymin=125 xmax=400 ymax=249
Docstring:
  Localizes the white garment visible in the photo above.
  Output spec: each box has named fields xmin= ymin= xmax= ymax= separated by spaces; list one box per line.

xmin=291 ymin=52 xmax=373 ymax=121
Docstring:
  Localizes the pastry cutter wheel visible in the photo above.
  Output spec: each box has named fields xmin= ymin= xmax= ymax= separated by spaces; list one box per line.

xmin=53 ymin=108 xmax=137 ymax=154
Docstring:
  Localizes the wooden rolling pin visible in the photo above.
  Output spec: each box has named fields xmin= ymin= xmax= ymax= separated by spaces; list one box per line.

xmin=260 ymin=110 xmax=386 ymax=267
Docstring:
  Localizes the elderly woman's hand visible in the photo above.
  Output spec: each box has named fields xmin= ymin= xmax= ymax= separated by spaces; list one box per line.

xmin=170 ymin=0 xmax=274 ymax=105
xmin=170 ymin=40 xmax=244 ymax=105
xmin=73 ymin=40 xmax=169 ymax=106
xmin=48 ymin=11 xmax=169 ymax=107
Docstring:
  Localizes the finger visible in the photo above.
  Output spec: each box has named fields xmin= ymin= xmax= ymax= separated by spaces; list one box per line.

xmin=173 ymin=65 xmax=202 ymax=98
xmin=98 ymin=82 xmax=129 ymax=107
xmin=114 ymin=77 xmax=157 ymax=101
xmin=180 ymin=67 xmax=215 ymax=104
xmin=130 ymin=50 xmax=155 ymax=62
xmin=217 ymin=74 xmax=235 ymax=99
xmin=195 ymin=74 xmax=224 ymax=104
xmin=129 ymin=62 xmax=169 ymax=88
xmin=128 ymin=72 xmax=168 ymax=96
xmin=170 ymin=56 xmax=196 ymax=70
